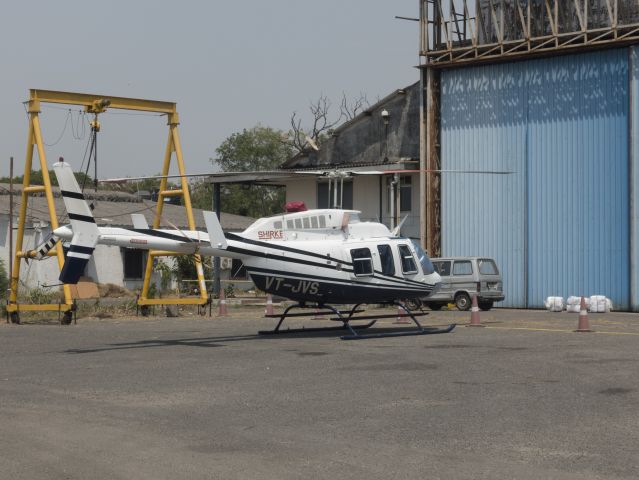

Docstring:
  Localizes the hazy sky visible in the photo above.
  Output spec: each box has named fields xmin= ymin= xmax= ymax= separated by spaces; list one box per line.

xmin=0 ymin=1 xmax=421 ymax=179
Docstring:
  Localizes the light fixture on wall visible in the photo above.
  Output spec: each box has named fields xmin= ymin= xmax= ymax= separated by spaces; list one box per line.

xmin=381 ymin=109 xmax=390 ymax=125
xmin=381 ymin=109 xmax=390 ymax=162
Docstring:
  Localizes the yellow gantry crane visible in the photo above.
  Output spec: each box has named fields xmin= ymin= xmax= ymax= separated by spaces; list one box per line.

xmin=7 ymin=89 xmax=207 ymax=324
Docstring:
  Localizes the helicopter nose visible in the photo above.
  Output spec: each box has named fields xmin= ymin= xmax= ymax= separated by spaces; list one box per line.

xmin=53 ymin=225 xmax=73 ymax=240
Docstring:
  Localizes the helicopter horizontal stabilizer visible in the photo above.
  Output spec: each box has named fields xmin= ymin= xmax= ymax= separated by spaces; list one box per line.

xmin=131 ymin=214 xmax=149 ymax=229
xmin=53 ymin=161 xmax=100 ymax=284
xmin=203 ymin=211 xmax=227 ymax=249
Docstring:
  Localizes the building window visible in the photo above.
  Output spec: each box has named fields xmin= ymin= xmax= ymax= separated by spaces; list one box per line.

xmin=317 ymin=181 xmax=353 ymax=209
xmin=122 ymin=248 xmax=146 ymax=279
xmin=387 ymin=176 xmax=412 ymax=212
xmin=350 ymin=248 xmax=373 ymax=276
xmin=400 ymin=176 xmax=411 ymax=211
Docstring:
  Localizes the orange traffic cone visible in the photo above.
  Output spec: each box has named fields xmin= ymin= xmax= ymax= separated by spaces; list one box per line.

xmin=394 ymin=305 xmax=410 ymax=324
xmin=575 ymin=296 xmax=592 ymax=332
xmin=467 ymin=294 xmax=484 ymax=327
xmin=218 ymin=288 xmax=228 ymax=316
xmin=264 ymin=294 xmax=274 ymax=316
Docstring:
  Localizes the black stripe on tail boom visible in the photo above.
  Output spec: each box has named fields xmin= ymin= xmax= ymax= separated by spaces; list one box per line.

xmin=60 ymin=190 xmax=86 ymax=200
xmin=68 ymin=213 xmax=96 ymax=224
xmin=59 ymin=257 xmax=89 ymax=284
xmin=68 ymin=245 xmax=95 ymax=255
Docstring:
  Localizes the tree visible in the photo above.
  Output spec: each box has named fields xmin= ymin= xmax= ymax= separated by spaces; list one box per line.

xmin=214 ymin=125 xmax=292 ymax=172
xmin=198 ymin=125 xmax=292 ymax=218
xmin=288 ymin=92 xmax=370 ymax=153
xmin=0 ymin=170 xmax=94 ymax=187
xmin=0 ymin=260 xmax=7 ymax=300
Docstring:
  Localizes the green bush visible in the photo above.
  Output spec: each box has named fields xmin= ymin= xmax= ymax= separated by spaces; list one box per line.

xmin=0 ymin=259 xmax=7 ymax=299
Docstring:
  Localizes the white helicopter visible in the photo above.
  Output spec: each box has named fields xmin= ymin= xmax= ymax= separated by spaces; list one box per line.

xmin=47 ymin=160 xmax=455 ymax=340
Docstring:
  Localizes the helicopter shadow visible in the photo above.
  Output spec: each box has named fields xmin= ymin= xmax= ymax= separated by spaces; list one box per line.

xmin=63 ymin=324 xmax=439 ymax=354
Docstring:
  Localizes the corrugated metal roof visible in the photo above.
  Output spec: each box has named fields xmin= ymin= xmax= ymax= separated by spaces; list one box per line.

xmin=0 ymin=194 xmax=253 ymax=231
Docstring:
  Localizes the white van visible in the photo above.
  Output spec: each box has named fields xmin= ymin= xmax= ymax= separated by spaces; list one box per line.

xmin=424 ymin=257 xmax=504 ymax=311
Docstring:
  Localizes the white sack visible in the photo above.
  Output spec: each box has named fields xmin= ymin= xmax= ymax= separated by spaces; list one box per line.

xmin=544 ymin=296 xmax=564 ymax=312
xmin=589 ymin=295 xmax=612 ymax=313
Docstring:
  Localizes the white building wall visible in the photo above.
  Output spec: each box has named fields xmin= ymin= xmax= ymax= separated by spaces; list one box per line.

xmin=0 ymin=218 xmax=60 ymax=290
xmin=283 ymin=174 xmax=421 ymax=240
xmin=352 ymin=176 xmax=380 ymax=222
xmin=87 ymin=245 xmax=130 ymax=286
xmin=285 ymin=179 xmax=317 ymax=208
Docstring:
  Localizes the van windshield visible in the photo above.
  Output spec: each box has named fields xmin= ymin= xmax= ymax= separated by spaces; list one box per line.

xmin=478 ymin=258 xmax=499 ymax=275
xmin=410 ymin=240 xmax=435 ymax=275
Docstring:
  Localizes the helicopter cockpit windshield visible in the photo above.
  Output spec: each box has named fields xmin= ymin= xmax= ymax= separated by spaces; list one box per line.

xmin=411 ymin=240 xmax=435 ymax=275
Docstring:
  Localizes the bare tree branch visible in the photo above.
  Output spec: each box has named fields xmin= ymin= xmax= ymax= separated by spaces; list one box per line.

xmin=287 ymin=92 xmax=370 ymax=154
xmin=340 ymin=92 xmax=370 ymax=120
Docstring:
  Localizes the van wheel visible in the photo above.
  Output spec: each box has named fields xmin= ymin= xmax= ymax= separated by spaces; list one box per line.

xmin=426 ymin=302 xmax=443 ymax=311
xmin=454 ymin=293 xmax=471 ymax=311
xmin=479 ymin=301 xmax=493 ymax=311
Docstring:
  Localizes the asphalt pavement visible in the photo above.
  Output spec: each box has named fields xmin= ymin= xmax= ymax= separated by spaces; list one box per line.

xmin=1 ymin=308 xmax=638 ymax=479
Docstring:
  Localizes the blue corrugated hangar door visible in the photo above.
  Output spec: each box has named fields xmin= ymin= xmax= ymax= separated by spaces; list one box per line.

xmin=441 ymin=49 xmax=630 ymax=309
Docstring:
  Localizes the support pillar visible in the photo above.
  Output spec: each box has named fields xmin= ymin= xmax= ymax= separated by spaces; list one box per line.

xmin=425 ymin=67 xmax=441 ymax=257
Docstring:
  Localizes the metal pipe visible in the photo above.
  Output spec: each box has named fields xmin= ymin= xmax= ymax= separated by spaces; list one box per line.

xmin=213 ymin=182 xmax=221 ymax=296
xmin=9 ymin=156 xmax=13 ymax=290
xmin=8 ymin=156 xmax=12 ymax=321
xmin=395 ymin=173 xmax=401 ymax=228
xmin=390 ymin=174 xmax=396 ymax=230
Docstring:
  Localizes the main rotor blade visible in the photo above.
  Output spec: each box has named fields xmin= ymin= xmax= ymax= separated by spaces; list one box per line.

xmin=99 ymin=168 xmax=515 ymax=184
xmin=348 ymin=169 xmax=515 ymax=175
xmin=99 ymin=173 xmax=211 ymax=183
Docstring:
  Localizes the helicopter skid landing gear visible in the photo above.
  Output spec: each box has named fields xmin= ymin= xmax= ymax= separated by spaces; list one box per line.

xmin=341 ymin=302 xmax=455 ymax=340
xmin=260 ymin=302 xmax=456 ymax=340
xmin=259 ymin=303 xmax=374 ymax=336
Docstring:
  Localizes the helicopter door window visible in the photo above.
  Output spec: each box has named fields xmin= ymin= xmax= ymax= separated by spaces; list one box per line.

xmin=377 ymin=244 xmax=395 ymax=276
xmin=398 ymin=245 xmax=418 ymax=274
xmin=350 ymin=248 xmax=373 ymax=276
